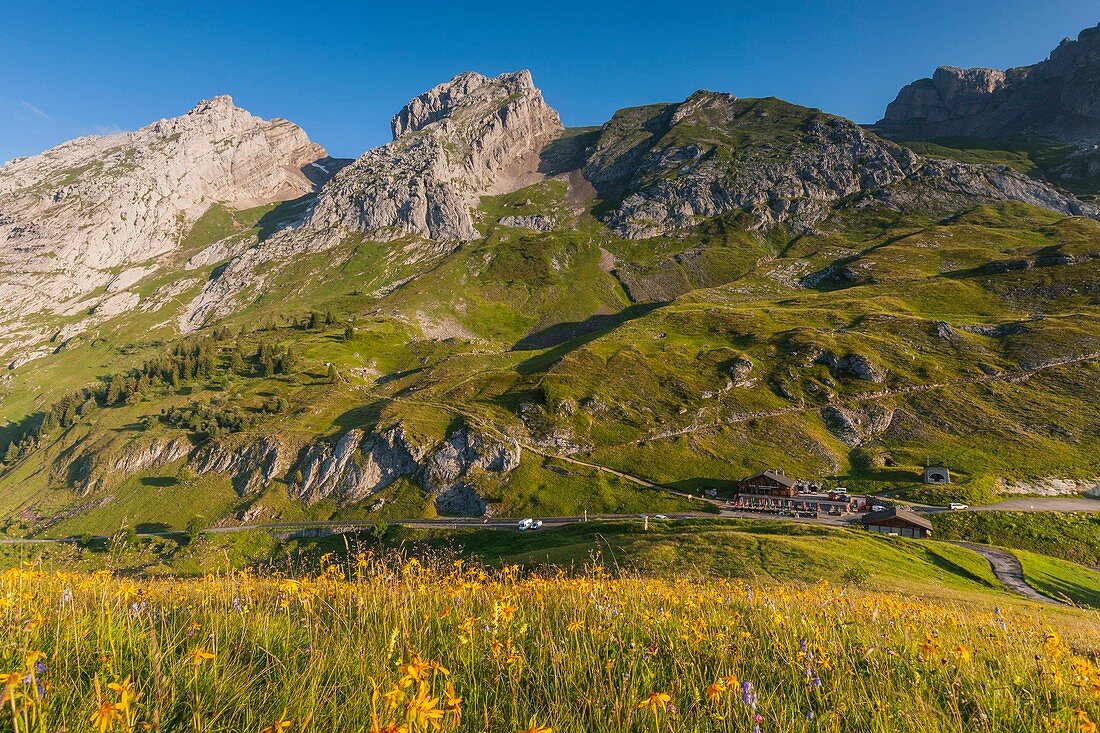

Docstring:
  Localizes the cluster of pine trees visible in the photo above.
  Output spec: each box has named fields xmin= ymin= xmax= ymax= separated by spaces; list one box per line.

xmin=255 ymin=341 xmax=297 ymax=377
xmin=2 ymin=388 xmax=97 ymax=463
xmin=1 ymin=309 xmax=355 ymax=467
xmin=160 ymin=403 xmax=253 ymax=440
xmin=1 ymin=333 xmax=284 ymax=465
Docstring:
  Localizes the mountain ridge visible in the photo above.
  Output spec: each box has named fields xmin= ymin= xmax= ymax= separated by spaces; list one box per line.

xmin=3 ymin=41 xmax=1100 ymax=536
xmin=878 ymin=23 xmax=1100 ymax=143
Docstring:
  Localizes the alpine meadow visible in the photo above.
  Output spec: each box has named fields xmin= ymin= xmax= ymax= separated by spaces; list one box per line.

xmin=1 ymin=9 xmax=1100 ymax=733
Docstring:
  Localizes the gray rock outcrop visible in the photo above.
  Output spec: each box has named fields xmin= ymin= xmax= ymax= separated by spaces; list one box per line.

xmin=877 ymin=24 xmax=1100 ymax=142
xmin=303 ymin=70 xmax=563 ymax=243
xmin=191 ymin=436 xmax=290 ymax=496
xmin=583 ymin=90 xmax=1097 ymax=239
xmin=815 ymin=351 xmax=885 ymax=383
xmin=0 ymin=95 xmax=331 ymax=359
xmin=821 ymin=405 xmax=896 ymax=447
xmin=288 ymin=425 xmax=520 ymax=515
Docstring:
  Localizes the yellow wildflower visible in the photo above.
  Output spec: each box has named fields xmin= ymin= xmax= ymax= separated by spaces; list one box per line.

xmin=187 ymin=647 xmax=216 ymax=666
xmin=704 ymin=681 xmax=724 ymax=703
xmin=261 ymin=709 xmax=293 ymax=733
xmin=90 ymin=699 xmax=122 ymax=733
xmin=638 ymin=691 xmax=671 ymax=715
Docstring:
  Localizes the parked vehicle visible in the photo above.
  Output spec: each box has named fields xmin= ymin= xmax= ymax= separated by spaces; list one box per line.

xmin=871 ymin=504 xmax=888 ymax=512
xmin=828 ymin=508 xmax=842 ymax=516
xmin=518 ymin=518 xmax=534 ymax=531
xmin=704 ymin=488 xmax=718 ymax=499
xmin=949 ymin=503 xmax=969 ymax=510
xmin=833 ymin=487 xmax=849 ymax=495
xmin=531 ymin=519 xmax=543 ymax=529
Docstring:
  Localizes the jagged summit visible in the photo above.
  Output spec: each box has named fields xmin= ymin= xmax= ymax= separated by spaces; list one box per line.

xmin=391 ymin=70 xmax=555 ymax=139
xmin=877 ymin=23 xmax=1100 ymax=142
xmin=304 ymin=69 xmax=563 ymax=243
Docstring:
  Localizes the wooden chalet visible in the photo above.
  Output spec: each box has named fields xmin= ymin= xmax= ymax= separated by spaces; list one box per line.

xmin=738 ymin=469 xmax=797 ymax=498
xmin=861 ymin=507 xmax=933 ymax=539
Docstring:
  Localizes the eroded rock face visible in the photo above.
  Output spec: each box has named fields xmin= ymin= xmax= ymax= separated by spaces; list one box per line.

xmin=878 ymin=24 xmax=1100 ymax=142
xmin=289 ymin=425 xmax=520 ymax=515
xmin=304 ymin=70 xmax=562 ymax=244
xmin=192 ymin=436 xmax=290 ymax=496
xmin=71 ymin=437 xmax=191 ymax=494
xmin=423 ymin=429 xmax=521 ymax=515
xmin=0 ymin=96 xmax=330 ymax=358
xmin=821 ymin=406 xmax=895 ymax=447
xmin=292 ymin=427 xmax=419 ymax=504
xmin=584 ymin=90 xmax=1097 ymax=239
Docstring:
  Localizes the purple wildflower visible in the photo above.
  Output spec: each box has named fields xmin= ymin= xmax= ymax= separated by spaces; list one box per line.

xmin=741 ymin=680 xmax=757 ymax=708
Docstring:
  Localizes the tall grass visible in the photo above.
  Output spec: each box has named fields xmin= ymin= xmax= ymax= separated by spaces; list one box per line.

xmin=1 ymin=552 xmax=1098 ymax=732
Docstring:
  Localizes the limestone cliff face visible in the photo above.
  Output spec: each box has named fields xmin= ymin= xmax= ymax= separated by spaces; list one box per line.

xmin=585 ymin=91 xmax=1097 ymax=238
xmin=877 ymin=24 xmax=1100 ymax=142
xmin=304 ymin=70 xmax=563 ymax=243
xmin=289 ymin=425 xmax=520 ymax=516
xmin=0 ymin=96 xmax=330 ymax=356
xmin=51 ymin=423 xmax=519 ymax=518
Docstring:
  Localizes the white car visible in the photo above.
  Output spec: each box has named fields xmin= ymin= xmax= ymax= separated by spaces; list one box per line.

xmin=949 ymin=503 xmax=969 ymax=510
xmin=531 ymin=519 xmax=543 ymax=530
xmin=518 ymin=518 xmax=534 ymax=530
xmin=653 ymin=514 xmax=668 ymax=520
xmin=871 ymin=505 xmax=888 ymax=512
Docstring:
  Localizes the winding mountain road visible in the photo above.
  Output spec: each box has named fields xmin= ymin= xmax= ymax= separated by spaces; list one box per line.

xmin=950 ymin=542 xmax=1061 ymax=605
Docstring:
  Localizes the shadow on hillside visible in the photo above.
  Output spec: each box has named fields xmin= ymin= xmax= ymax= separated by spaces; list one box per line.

xmin=1027 ymin=574 xmax=1100 ymax=608
xmin=257 ymin=193 xmax=317 ymax=241
xmin=923 ymin=546 xmax=1000 ymax=589
xmin=330 ymin=399 xmax=387 ymax=437
xmin=140 ymin=476 xmax=178 ymax=488
xmin=537 ymin=129 xmax=600 ymax=176
xmin=512 ymin=302 xmax=668 ymax=375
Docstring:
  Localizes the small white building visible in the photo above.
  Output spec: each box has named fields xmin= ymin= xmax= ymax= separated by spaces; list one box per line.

xmin=922 ymin=466 xmax=950 ymax=484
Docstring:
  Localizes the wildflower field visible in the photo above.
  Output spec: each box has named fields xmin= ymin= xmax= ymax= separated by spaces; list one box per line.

xmin=1 ymin=554 xmax=1099 ymax=733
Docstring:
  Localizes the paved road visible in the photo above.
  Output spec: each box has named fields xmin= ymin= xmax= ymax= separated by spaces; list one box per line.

xmin=917 ymin=497 xmax=1100 ymax=514
xmin=4 ymin=495 xmax=1096 ymax=546
xmin=951 ymin=542 xmax=1061 ymax=605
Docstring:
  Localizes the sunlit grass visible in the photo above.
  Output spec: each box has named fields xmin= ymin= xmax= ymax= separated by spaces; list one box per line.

xmin=1 ymin=553 xmax=1098 ymax=732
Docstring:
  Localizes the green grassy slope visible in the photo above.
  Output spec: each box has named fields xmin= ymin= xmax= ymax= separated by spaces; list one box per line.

xmin=1014 ymin=549 xmax=1100 ymax=608
xmin=3 ymin=99 xmax=1100 ymax=536
xmin=931 ymin=512 xmax=1100 ymax=566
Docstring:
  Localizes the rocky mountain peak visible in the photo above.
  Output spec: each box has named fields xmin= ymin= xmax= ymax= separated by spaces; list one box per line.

xmin=391 ymin=70 xmax=550 ymax=139
xmin=669 ymin=90 xmax=740 ymax=125
xmin=877 ymin=23 xmax=1100 ymax=142
xmin=585 ymin=91 xmax=1096 ymax=240
xmin=304 ymin=70 xmax=563 ymax=243
xmin=0 ymin=96 xmax=331 ymax=360
xmin=189 ymin=94 xmax=238 ymax=116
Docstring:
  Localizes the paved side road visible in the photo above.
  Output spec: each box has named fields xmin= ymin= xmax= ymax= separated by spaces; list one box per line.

xmin=951 ymin=542 xmax=1060 ymax=605
xmin=917 ymin=497 xmax=1100 ymax=514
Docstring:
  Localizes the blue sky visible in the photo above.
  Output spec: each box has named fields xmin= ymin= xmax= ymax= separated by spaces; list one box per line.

xmin=1 ymin=1 xmax=1097 ymax=163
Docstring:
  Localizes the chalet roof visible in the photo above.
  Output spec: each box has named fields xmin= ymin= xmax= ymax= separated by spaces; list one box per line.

xmin=742 ymin=469 xmax=795 ymax=488
xmin=860 ymin=506 xmax=933 ymax=532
